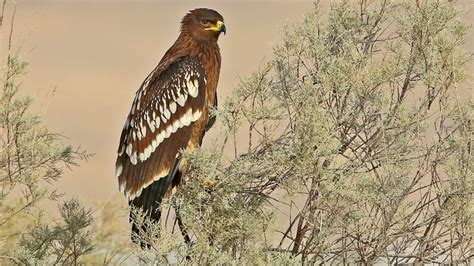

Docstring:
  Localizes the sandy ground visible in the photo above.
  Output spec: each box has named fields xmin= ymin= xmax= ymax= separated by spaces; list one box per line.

xmin=2 ymin=0 xmax=472 ymax=214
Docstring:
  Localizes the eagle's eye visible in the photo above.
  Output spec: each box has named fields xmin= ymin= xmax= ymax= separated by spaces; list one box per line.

xmin=200 ymin=20 xmax=212 ymax=26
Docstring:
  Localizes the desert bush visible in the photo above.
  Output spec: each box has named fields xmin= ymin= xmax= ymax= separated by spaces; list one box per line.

xmin=136 ymin=0 xmax=472 ymax=264
xmin=0 ymin=2 xmax=93 ymax=264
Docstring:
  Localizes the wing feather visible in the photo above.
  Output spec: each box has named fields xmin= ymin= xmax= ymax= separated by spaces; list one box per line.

xmin=115 ymin=56 xmax=207 ymax=199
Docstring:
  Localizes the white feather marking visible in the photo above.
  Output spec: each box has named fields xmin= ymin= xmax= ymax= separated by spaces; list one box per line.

xmin=176 ymin=116 xmax=184 ymax=128
xmin=170 ymin=125 xmax=177 ymax=134
xmin=182 ymin=109 xmax=193 ymax=126
xmin=169 ymin=102 xmax=177 ymax=113
xmin=141 ymin=125 xmax=147 ymax=138
xmin=173 ymin=119 xmax=181 ymax=131
xmin=136 ymin=129 xmax=143 ymax=140
xmin=165 ymin=125 xmax=172 ymax=138
xmin=148 ymin=146 xmax=153 ymax=158
xmin=143 ymin=79 xmax=150 ymax=89
xmin=170 ymin=120 xmax=178 ymax=133
xmin=146 ymin=117 xmax=155 ymax=133
xmin=187 ymin=79 xmax=198 ymax=98
xmin=126 ymin=143 xmax=133 ymax=156
xmin=144 ymin=146 xmax=150 ymax=160
xmin=115 ymin=164 xmax=123 ymax=177
xmin=164 ymin=107 xmax=171 ymax=120
xmin=130 ymin=152 xmax=138 ymax=165
xmin=171 ymin=89 xmax=177 ymax=101
xmin=177 ymin=94 xmax=186 ymax=106
xmin=139 ymin=152 xmax=145 ymax=162
xmin=161 ymin=114 xmax=168 ymax=124
xmin=156 ymin=131 xmax=165 ymax=146
xmin=127 ymin=169 xmax=169 ymax=200
xmin=119 ymin=181 xmax=126 ymax=193
xmin=192 ymin=109 xmax=202 ymax=122
xmin=118 ymin=145 xmax=125 ymax=156
xmin=143 ymin=71 xmax=154 ymax=90
xmin=151 ymin=139 xmax=158 ymax=150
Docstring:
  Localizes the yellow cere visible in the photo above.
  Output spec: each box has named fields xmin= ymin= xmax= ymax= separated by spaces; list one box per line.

xmin=205 ymin=20 xmax=225 ymax=32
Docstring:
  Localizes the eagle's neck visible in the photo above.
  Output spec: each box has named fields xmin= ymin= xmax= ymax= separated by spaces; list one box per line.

xmin=193 ymin=40 xmax=221 ymax=77
xmin=193 ymin=38 xmax=221 ymax=110
xmin=175 ymin=32 xmax=220 ymax=62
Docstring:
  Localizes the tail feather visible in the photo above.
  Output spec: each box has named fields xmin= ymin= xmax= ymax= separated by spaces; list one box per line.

xmin=129 ymin=159 xmax=181 ymax=247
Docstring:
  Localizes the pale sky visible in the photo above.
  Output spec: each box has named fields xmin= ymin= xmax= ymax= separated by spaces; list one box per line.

xmin=7 ymin=0 xmax=316 ymax=210
xmin=3 ymin=0 xmax=473 ymax=212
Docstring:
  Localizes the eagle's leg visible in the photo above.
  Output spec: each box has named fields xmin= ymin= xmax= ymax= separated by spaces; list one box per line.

xmin=173 ymin=201 xmax=192 ymax=247
xmin=171 ymin=200 xmax=192 ymax=261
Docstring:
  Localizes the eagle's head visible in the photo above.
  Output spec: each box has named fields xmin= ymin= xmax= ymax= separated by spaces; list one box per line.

xmin=181 ymin=8 xmax=226 ymax=42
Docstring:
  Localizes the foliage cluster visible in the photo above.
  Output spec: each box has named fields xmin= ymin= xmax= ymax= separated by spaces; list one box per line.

xmin=0 ymin=0 xmax=471 ymax=264
xmin=138 ymin=0 xmax=473 ymax=264
xmin=0 ymin=3 xmax=96 ymax=264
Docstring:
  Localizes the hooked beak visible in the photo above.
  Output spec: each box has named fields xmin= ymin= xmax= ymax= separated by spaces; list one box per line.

xmin=217 ymin=20 xmax=226 ymax=35
xmin=206 ymin=20 xmax=226 ymax=35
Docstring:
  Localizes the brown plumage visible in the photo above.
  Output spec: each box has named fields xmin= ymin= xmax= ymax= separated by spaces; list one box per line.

xmin=114 ymin=8 xmax=225 ymax=242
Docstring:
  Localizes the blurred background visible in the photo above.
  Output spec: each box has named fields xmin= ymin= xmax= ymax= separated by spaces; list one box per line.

xmin=4 ymin=0 xmax=473 ymax=212
xmin=10 ymin=0 xmax=315 ymax=210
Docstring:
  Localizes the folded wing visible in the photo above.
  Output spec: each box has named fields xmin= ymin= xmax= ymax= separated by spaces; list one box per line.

xmin=115 ymin=56 xmax=207 ymax=200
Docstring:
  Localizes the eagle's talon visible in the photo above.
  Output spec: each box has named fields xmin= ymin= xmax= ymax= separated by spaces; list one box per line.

xmin=203 ymin=178 xmax=217 ymax=191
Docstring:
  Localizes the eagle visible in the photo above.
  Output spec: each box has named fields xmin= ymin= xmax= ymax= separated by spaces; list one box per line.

xmin=115 ymin=8 xmax=226 ymax=242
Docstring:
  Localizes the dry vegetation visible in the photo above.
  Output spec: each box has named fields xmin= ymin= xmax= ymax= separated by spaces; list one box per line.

xmin=0 ymin=0 xmax=472 ymax=265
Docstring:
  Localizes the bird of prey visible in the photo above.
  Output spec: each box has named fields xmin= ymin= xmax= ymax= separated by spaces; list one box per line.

xmin=115 ymin=8 xmax=226 ymax=241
